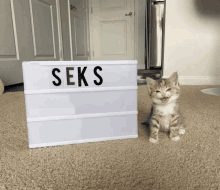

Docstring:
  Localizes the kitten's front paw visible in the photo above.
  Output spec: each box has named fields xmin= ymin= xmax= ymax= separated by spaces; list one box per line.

xmin=171 ymin=136 xmax=180 ymax=141
xmin=149 ymin=138 xmax=158 ymax=143
xmin=179 ymin=129 xmax=185 ymax=135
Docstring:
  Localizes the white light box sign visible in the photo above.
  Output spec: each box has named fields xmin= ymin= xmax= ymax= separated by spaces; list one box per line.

xmin=22 ymin=61 xmax=138 ymax=148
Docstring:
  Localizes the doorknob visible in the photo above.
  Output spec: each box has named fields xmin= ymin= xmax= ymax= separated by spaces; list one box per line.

xmin=70 ymin=5 xmax=77 ymax=10
xmin=125 ymin=12 xmax=132 ymax=16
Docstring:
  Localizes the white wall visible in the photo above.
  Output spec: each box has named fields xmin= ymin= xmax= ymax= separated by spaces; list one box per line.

xmin=163 ymin=0 xmax=220 ymax=85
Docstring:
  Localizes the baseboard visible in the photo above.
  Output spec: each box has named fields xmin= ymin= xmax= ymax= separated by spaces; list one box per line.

xmin=163 ymin=76 xmax=220 ymax=85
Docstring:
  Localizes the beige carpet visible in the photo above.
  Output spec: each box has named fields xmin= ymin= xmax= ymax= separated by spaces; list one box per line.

xmin=0 ymin=85 xmax=220 ymax=189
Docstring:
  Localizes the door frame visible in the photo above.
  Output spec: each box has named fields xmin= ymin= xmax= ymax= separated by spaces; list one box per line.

xmin=57 ymin=0 xmax=63 ymax=60
xmin=57 ymin=0 xmax=139 ymax=61
xmin=57 ymin=0 xmax=91 ymax=61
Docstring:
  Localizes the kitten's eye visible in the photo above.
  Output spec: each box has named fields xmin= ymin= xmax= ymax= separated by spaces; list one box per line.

xmin=156 ymin=90 xmax=160 ymax=93
xmin=166 ymin=88 xmax=172 ymax=91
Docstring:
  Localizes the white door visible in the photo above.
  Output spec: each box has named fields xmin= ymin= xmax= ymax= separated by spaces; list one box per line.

xmin=59 ymin=0 xmax=90 ymax=61
xmin=90 ymin=0 xmax=135 ymax=60
xmin=0 ymin=0 xmax=26 ymax=86
xmin=27 ymin=0 xmax=61 ymax=61
xmin=69 ymin=0 xmax=90 ymax=60
xmin=0 ymin=0 xmax=61 ymax=86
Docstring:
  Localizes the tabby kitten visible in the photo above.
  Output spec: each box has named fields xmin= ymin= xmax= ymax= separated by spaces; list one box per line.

xmin=146 ymin=72 xmax=185 ymax=143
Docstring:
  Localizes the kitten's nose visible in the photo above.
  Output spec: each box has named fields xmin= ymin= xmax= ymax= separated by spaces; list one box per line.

xmin=162 ymin=97 xmax=169 ymax=100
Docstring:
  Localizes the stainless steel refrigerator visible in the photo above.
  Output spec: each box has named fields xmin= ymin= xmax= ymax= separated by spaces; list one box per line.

xmin=146 ymin=0 xmax=166 ymax=69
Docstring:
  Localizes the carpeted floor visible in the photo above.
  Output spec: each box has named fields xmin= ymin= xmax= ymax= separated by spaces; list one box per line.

xmin=0 ymin=84 xmax=220 ymax=189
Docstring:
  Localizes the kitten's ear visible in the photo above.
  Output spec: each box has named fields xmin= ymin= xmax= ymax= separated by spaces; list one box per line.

xmin=169 ymin=72 xmax=179 ymax=86
xmin=146 ymin=77 xmax=156 ymax=93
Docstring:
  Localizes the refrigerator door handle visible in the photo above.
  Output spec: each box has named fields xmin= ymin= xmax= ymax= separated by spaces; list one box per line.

xmin=150 ymin=1 xmax=165 ymax=68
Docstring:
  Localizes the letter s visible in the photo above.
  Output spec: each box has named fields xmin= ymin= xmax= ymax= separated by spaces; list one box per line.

xmin=94 ymin=66 xmax=103 ymax=86
xmin=52 ymin=68 xmax=62 ymax=86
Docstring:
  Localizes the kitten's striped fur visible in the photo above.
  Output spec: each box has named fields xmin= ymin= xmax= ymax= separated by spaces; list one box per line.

xmin=146 ymin=72 xmax=185 ymax=143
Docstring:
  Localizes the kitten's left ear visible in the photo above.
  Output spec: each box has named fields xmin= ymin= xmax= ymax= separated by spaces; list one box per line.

xmin=146 ymin=77 xmax=156 ymax=93
xmin=169 ymin=72 xmax=179 ymax=86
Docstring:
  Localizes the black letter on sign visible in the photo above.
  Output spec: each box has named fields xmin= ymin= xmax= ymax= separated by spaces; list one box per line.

xmin=78 ymin=67 xmax=88 ymax=87
xmin=52 ymin=68 xmax=61 ymax=86
xmin=66 ymin=67 xmax=75 ymax=85
xmin=94 ymin=66 xmax=103 ymax=86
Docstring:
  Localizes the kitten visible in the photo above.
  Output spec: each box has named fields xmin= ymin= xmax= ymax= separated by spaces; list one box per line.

xmin=146 ymin=72 xmax=185 ymax=143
